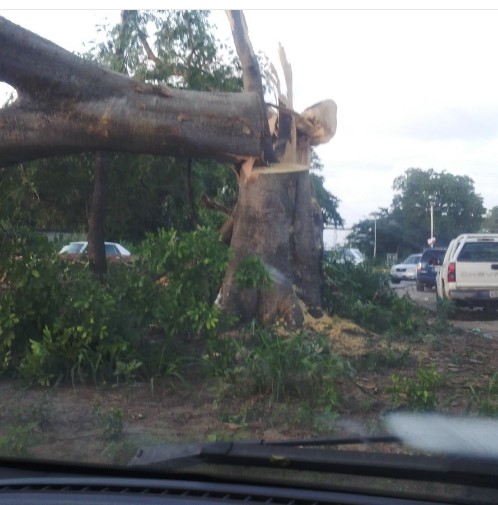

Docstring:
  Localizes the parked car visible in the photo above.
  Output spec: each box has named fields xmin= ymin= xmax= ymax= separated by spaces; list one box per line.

xmin=389 ymin=253 xmax=422 ymax=284
xmin=436 ymin=233 xmax=498 ymax=311
xmin=416 ymin=247 xmax=446 ymax=291
xmin=59 ymin=241 xmax=132 ymax=261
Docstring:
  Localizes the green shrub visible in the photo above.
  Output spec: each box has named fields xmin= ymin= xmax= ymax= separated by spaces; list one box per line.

xmin=206 ymin=325 xmax=343 ymax=407
xmin=0 ymin=226 xmax=66 ymax=376
xmin=388 ymin=365 xmax=445 ymax=411
xmin=94 ymin=405 xmax=125 ymax=441
xmin=322 ymin=261 xmax=422 ymax=336
xmin=234 ymin=256 xmax=272 ymax=290
xmin=0 ymin=422 xmax=38 ymax=457
xmin=0 ymin=225 xmax=228 ymax=386
xmin=435 ymin=297 xmax=457 ymax=331
xmin=138 ymin=227 xmax=230 ymax=338
xmin=466 ymin=372 xmax=498 ymax=416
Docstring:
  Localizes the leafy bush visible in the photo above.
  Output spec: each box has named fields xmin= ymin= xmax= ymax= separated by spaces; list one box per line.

xmin=138 ymin=227 xmax=230 ymax=338
xmin=466 ymin=372 xmax=498 ymax=416
xmin=0 ymin=225 xmax=67 ymax=377
xmin=0 ymin=225 xmax=229 ymax=385
xmin=321 ymin=260 xmax=422 ymax=336
xmin=234 ymin=256 xmax=272 ymax=290
xmin=205 ymin=325 xmax=343 ymax=407
xmin=94 ymin=406 xmax=125 ymax=441
xmin=0 ymin=422 xmax=38 ymax=457
xmin=435 ymin=297 xmax=457 ymax=330
xmin=388 ymin=366 xmax=445 ymax=411
xmin=14 ymin=261 xmax=152 ymax=386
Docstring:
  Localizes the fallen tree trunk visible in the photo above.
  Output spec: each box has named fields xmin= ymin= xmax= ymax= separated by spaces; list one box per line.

xmin=0 ymin=16 xmax=264 ymax=167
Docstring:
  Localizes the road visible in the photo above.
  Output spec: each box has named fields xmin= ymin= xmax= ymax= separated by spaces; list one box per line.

xmin=391 ymin=280 xmax=498 ymax=339
xmin=391 ymin=280 xmax=437 ymax=311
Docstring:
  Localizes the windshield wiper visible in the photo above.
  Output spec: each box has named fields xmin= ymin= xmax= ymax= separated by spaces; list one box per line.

xmin=129 ymin=436 xmax=498 ymax=490
xmin=129 ymin=434 xmax=401 ymax=469
xmin=258 ymin=434 xmax=401 ymax=447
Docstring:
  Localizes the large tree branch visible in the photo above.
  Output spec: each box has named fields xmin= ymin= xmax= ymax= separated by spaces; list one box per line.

xmin=0 ymin=16 xmax=264 ymax=167
xmin=278 ymin=44 xmax=293 ymax=109
xmin=226 ymin=10 xmax=276 ymax=164
xmin=201 ymin=194 xmax=233 ymax=216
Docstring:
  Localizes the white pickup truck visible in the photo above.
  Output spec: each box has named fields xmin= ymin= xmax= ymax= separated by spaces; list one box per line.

xmin=436 ymin=233 xmax=498 ymax=311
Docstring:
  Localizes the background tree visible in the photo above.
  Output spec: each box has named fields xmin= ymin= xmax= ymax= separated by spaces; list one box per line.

xmin=87 ymin=152 xmax=111 ymax=276
xmin=310 ymin=150 xmax=343 ymax=228
xmin=0 ymin=155 xmax=92 ymax=233
xmin=348 ymin=207 xmax=403 ymax=259
xmin=392 ymin=168 xmax=485 ymax=248
xmin=481 ymin=206 xmax=498 ymax=233
xmin=348 ymin=168 xmax=485 ymax=258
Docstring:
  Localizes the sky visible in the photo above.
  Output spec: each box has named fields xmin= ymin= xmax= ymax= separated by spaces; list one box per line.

xmin=2 ymin=4 xmax=498 ymax=230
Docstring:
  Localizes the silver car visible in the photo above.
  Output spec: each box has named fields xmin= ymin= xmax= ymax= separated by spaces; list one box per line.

xmin=59 ymin=241 xmax=132 ymax=261
xmin=390 ymin=253 xmax=422 ymax=284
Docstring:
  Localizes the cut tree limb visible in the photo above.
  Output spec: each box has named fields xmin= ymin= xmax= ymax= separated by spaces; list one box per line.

xmin=226 ymin=10 xmax=276 ymax=164
xmin=0 ymin=16 xmax=264 ymax=167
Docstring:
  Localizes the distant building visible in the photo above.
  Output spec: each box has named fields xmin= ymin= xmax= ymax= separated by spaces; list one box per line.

xmin=323 ymin=227 xmax=351 ymax=250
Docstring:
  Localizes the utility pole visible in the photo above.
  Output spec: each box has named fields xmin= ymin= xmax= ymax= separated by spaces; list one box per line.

xmin=430 ymin=203 xmax=434 ymax=245
xmin=374 ymin=216 xmax=377 ymax=258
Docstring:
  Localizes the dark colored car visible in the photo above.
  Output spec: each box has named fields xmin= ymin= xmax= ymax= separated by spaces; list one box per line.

xmin=416 ymin=247 xmax=446 ymax=291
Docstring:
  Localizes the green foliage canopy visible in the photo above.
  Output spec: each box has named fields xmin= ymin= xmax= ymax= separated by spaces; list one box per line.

xmin=310 ymin=151 xmax=344 ymax=228
xmin=481 ymin=206 xmax=498 ymax=233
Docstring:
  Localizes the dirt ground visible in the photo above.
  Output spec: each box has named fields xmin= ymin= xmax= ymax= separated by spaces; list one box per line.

xmin=0 ymin=293 xmax=497 ymax=466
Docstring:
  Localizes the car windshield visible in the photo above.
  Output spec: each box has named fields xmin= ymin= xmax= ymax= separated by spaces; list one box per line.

xmin=1 ymin=7 xmax=498 ymax=502
xmin=403 ymin=254 xmax=421 ymax=264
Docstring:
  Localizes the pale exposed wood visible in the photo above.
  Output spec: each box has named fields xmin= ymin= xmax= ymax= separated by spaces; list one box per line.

xmin=252 ymin=163 xmax=309 ymax=175
xmin=240 ymin=156 xmax=256 ymax=180
xmin=278 ymin=44 xmax=293 ymax=109
xmin=269 ymin=62 xmax=282 ymax=104
xmin=264 ymin=101 xmax=335 ymax=146
xmin=300 ymin=99 xmax=338 ymax=146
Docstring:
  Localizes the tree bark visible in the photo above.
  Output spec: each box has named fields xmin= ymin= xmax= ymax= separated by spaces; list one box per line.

xmin=88 ymin=153 xmax=110 ymax=278
xmin=0 ymin=16 xmax=264 ymax=168
xmin=184 ymin=158 xmax=197 ymax=228
xmin=226 ymin=11 xmax=276 ymax=164
xmin=218 ymin=12 xmax=325 ymax=326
